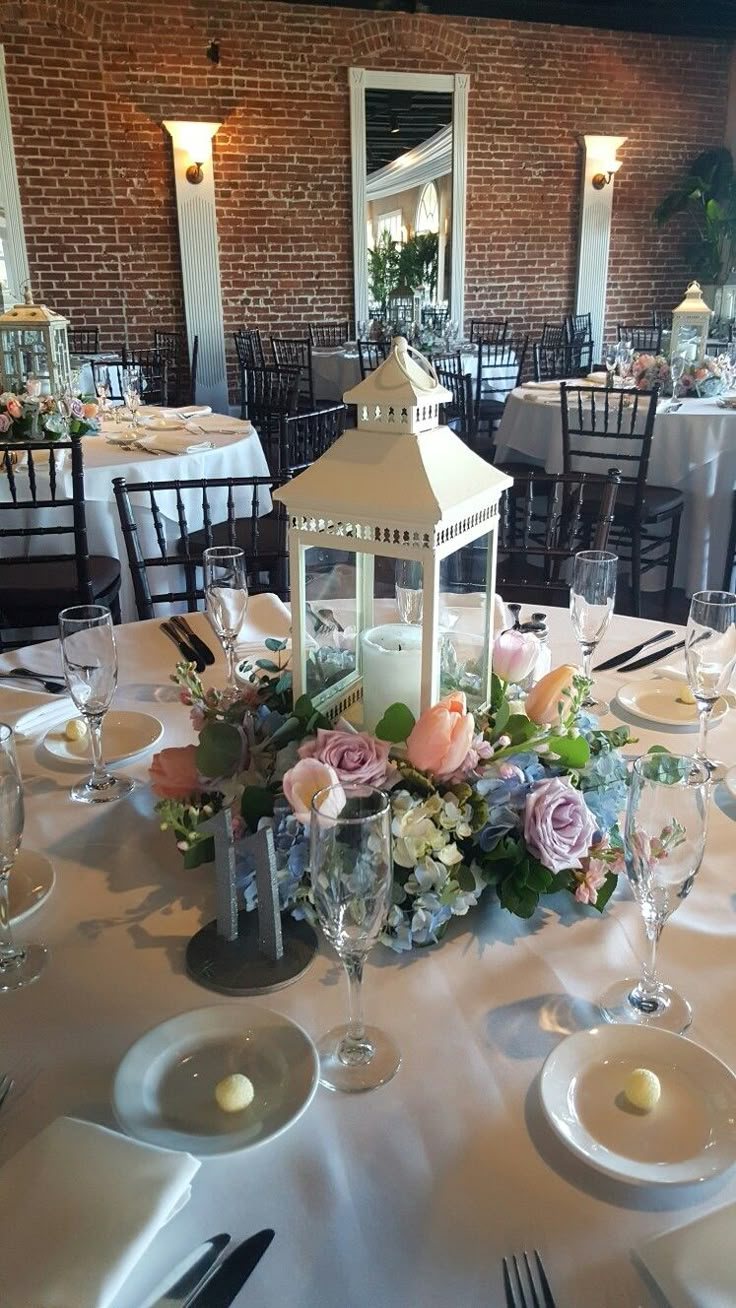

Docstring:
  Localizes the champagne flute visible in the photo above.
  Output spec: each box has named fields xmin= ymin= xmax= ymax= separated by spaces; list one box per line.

xmin=604 ymin=344 xmax=617 ymax=386
xmin=570 ymin=550 xmax=618 ymax=714
xmin=599 ymin=753 xmax=709 ymax=1033
xmin=670 ymin=352 xmax=685 ymax=401
xmin=685 ymin=590 xmax=736 ymax=781
xmin=204 ymin=546 xmax=249 ymax=689
xmin=395 ymin=559 xmax=423 ymax=625
xmin=617 ymin=342 xmax=633 ymax=385
xmin=309 ymin=783 xmax=400 ymax=1092
xmin=0 ymin=724 xmax=47 ymax=990
xmin=122 ymin=369 xmax=141 ymax=427
xmin=59 ymin=605 xmax=135 ymax=804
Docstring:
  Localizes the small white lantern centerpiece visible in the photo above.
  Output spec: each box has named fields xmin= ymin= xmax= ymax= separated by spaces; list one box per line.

xmin=671 ymin=281 xmax=712 ymax=366
xmin=273 ymin=337 xmax=512 ymax=731
xmin=0 ymin=285 xmax=72 ymax=395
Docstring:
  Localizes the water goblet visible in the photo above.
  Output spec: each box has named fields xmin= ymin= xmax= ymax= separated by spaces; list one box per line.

xmin=570 ymin=550 xmax=618 ymax=715
xmin=0 ymin=725 xmax=47 ymax=990
xmin=59 ymin=605 xmax=135 ymax=804
xmin=685 ymin=589 xmax=736 ymax=782
xmin=599 ymin=753 xmax=709 ymax=1033
xmin=395 ymin=559 xmax=423 ymax=625
xmin=204 ymin=546 xmax=249 ymax=689
xmin=309 ymin=783 xmax=400 ymax=1092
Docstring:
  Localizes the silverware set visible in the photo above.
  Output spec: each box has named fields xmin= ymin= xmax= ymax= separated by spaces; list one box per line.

xmin=148 ymin=1228 xmax=274 ymax=1308
xmin=595 ymin=628 xmax=675 ymax=672
xmin=0 ymin=668 xmax=67 ymax=694
xmin=503 ymin=1250 xmax=557 ymax=1308
xmin=306 ymin=601 xmax=344 ymax=636
xmin=160 ymin=617 xmax=216 ymax=674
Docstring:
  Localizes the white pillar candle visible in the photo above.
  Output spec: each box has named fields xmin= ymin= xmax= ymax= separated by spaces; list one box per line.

xmin=360 ymin=623 xmax=423 ymax=732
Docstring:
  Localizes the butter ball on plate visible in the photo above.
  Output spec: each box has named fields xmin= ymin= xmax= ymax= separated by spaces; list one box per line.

xmin=64 ymin=718 xmax=88 ymax=742
xmin=214 ymin=1073 xmax=255 ymax=1113
xmin=623 ymin=1067 xmax=661 ymax=1111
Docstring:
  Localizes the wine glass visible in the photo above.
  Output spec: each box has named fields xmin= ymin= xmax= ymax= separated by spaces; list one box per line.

xmin=604 ymin=344 xmax=617 ymax=386
xmin=122 ymin=369 xmax=141 ymax=426
xmin=569 ymin=550 xmax=618 ymax=715
xmin=59 ymin=605 xmax=135 ymax=804
xmin=0 ymin=724 xmax=47 ymax=990
xmin=95 ymin=371 xmax=111 ymax=415
xmin=395 ymin=559 xmax=423 ymax=625
xmin=204 ymin=546 xmax=249 ymax=689
xmin=685 ymin=590 xmax=736 ymax=781
xmin=670 ymin=353 xmax=685 ymax=400
xmin=309 ymin=783 xmax=400 ymax=1092
xmin=616 ymin=342 xmax=633 ymax=385
xmin=599 ymin=753 xmax=709 ymax=1033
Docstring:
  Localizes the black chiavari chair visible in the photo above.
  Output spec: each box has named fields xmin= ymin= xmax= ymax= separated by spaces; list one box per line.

xmin=617 ymin=324 xmax=663 ymax=353
xmin=120 ymin=348 xmax=168 ymax=406
xmin=68 ymin=326 xmax=100 ymax=356
xmin=469 ymin=318 xmax=508 ymax=345
xmin=540 ymin=322 xmax=567 ymax=350
xmin=561 ymin=383 xmax=683 ymax=616
xmin=277 ymin=405 xmax=348 ymax=475
xmin=0 ymin=437 xmax=121 ymax=647
xmin=246 ymin=366 xmax=300 ymax=454
xmin=112 ymin=473 xmax=291 ymax=620
xmin=422 ymin=306 xmax=450 ymax=332
xmin=271 ymin=336 xmax=314 ymax=410
xmin=358 ymin=339 xmax=389 ymax=379
xmin=234 ymin=329 xmax=267 ymax=418
xmin=474 ymin=336 xmax=528 ymax=436
xmin=533 ymin=341 xmax=571 ymax=381
xmin=565 ymin=314 xmax=594 ymax=374
xmin=432 ymin=352 xmax=474 ymax=444
xmin=652 ymin=308 xmax=673 ymax=331
xmin=309 ymin=322 xmax=350 ymax=348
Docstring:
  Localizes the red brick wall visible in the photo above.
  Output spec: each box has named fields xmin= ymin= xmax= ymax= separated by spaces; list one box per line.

xmin=1 ymin=1 xmax=730 ymax=392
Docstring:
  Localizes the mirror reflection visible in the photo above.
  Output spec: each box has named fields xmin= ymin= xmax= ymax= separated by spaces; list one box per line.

xmin=364 ymin=89 xmax=453 ymax=333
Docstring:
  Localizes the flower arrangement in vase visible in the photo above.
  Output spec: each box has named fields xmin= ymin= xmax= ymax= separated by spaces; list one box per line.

xmin=0 ymin=382 xmax=100 ymax=441
xmin=632 ymin=352 xmax=725 ymax=398
xmin=151 ymin=628 xmax=634 ymax=953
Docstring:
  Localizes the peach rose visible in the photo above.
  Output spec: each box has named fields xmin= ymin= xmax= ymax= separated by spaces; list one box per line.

xmin=150 ymin=745 xmax=202 ymax=799
xmin=82 ymin=402 xmax=99 ymax=419
xmin=282 ymin=757 xmax=345 ymax=826
xmin=524 ymin=665 xmax=577 ymax=726
xmin=405 ymin=691 xmax=475 ymax=780
xmin=6 ymin=399 xmax=22 ymax=419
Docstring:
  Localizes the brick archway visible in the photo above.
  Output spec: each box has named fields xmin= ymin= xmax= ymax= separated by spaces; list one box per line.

xmin=0 ymin=0 xmax=104 ymax=40
xmin=351 ymin=14 xmax=470 ymax=68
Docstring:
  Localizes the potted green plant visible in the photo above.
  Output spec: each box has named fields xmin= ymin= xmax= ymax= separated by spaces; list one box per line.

xmin=655 ymin=148 xmax=736 ymax=328
xmin=368 ymin=229 xmax=401 ymax=315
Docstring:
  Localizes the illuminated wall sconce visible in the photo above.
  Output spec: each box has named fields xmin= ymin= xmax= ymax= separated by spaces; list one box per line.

xmin=592 ymin=159 xmax=622 ymax=190
xmin=163 ymin=120 xmax=222 ymax=185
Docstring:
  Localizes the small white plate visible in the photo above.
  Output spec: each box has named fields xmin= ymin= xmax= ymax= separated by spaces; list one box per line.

xmin=616 ymin=678 xmax=729 ymax=728
xmin=43 ymin=711 xmax=163 ymax=765
xmin=540 ymin=1025 xmax=736 ymax=1186
xmin=113 ymin=1003 xmax=319 ymax=1156
xmin=9 ymin=849 xmax=54 ymax=924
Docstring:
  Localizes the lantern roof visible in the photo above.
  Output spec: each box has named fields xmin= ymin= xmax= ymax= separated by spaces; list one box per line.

xmin=273 ymin=421 xmax=512 ymax=530
xmin=0 ymin=286 xmax=68 ymax=328
xmin=673 ymin=281 xmax=711 ymax=316
xmin=343 ymin=336 xmax=452 ymax=408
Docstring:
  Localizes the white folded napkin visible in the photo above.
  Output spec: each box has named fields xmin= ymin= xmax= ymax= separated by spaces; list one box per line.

xmin=187 ymin=415 xmax=252 ymax=436
xmin=13 ymin=696 xmax=74 ymax=738
xmin=522 ymin=380 xmax=562 ymax=390
xmin=140 ymin=432 xmax=213 ymax=456
xmin=163 ymin=405 xmax=212 ymax=420
xmin=0 ymin=1116 xmax=200 ymax=1308
xmin=636 ymin=1202 xmax=736 ymax=1307
xmin=236 ymin=592 xmax=292 ymax=650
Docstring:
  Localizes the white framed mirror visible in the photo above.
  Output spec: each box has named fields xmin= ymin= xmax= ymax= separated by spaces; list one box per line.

xmin=349 ymin=68 xmax=469 ymax=331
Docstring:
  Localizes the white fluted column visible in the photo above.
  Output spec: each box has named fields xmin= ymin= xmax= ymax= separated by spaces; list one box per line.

xmin=575 ymin=135 xmax=627 ymax=363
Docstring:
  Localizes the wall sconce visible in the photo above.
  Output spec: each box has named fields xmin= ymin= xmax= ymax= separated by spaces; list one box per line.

xmin=163 ymin=120 xmax=222 ymax=186
xmin=592 ymin=159 xmax=622 ymax=190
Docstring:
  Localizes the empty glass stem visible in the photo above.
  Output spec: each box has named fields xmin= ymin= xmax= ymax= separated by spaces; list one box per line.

xmin=695 ymin=699 xmax=712 ymax=763
xmin=0 ymin=870 xmax=22 ymax=969
xmin=629 ymin=918 xmax=664 ymax=1014
xmin=86 ymin=714 xmax=112 ymax=790
xmin=339 ymin=954 xmax=372 ymax=1065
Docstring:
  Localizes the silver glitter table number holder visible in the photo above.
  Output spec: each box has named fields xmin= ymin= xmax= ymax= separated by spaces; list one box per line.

xmin=185 ymin=808 xmax=317 ymax=995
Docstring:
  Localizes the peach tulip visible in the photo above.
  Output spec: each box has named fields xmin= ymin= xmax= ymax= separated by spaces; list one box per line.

xmin=82 ymin=401 xmax=99 ymax=419
xmin=282 ymin=757 xmax=345 ymax=826
xmin=524 ymin=665 xmax=577 ymax=726
xmin=150 ymin=745 xmax=202 ymax=799
xmin=406 ymin=691 xmax=475 ymax=780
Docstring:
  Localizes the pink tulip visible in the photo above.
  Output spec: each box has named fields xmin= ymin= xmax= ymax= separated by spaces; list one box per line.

xmin=405 ymin=691 xmax=475 ymax=780
xmin=524 ymin=665 xmax=577 ymax=726
xmin=282 ymin=757 xmax=345 ymax=826
xmin=150 ymin=745 xmax=202 ymax=799
xmin=493 ymin=629 xmax=539 ymax=684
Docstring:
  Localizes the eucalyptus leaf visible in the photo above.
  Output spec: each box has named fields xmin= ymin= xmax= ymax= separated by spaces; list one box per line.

xmin=504 ymin=714 xmax=538 ymax=746
xmin=255 ymin=659 xmax=279 ymax=672
xmin=265 ymin=637 xmax=287 ymax=652
xmin=375 ymin=702 xmax=416 ymax=743
xmin=546 ymin=734 xmax=590 ymax=769
xmin=196 ymin=721 xmax=243 ymax=779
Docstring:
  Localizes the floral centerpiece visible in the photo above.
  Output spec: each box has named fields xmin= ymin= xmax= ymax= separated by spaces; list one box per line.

xmin=631 ymin=354 xmax=671 ymax=392
xmin=0 ymin=382 xmax=99 ymax=441
xmin=632 ymin=352 xmax=725 ymax=398
xmin=151 ymin=629 xmax=634 ymax=953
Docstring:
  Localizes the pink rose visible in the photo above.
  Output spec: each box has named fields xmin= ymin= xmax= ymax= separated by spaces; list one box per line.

xmin=493 ymin=629 xmax=539 ymax=684
xmin=0 ymin=413 xmax=11 ymax=433
xmin=282 ymin=757 xmax=345 ymax=826
xmin=524 ymin=777 xmax=598 ymax=873
xmin=298 ymin=728 xmax=392 ymax=786
xmin=406 ymin=691 xmax=475 ymax=780
xmin=6 ymin=399 xmax=21 ymax=419
xmin=150 ymin=745 xmax=202 ymax=799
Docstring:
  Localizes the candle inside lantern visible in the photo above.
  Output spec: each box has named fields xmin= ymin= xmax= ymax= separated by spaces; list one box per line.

xmin=361 ymin=623 xmax=423 ymax=732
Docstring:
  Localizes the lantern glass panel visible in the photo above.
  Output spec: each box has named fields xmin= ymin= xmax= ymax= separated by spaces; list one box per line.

xmin=303 ymin=544 xmax=359 ymax=709
xmin=438 ymin=534 xmax=494 ymax=711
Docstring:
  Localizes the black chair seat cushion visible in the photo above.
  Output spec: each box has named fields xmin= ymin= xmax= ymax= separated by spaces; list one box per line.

xmin=0 ymin=555 xmax=121 ymax=615
xmin=580 ymin=481 xmax=684 ymax=523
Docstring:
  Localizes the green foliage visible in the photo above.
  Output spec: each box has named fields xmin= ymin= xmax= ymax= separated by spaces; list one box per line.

xmin=655 ymin=148 xmax=736 ymax=285
xmin=368 ymin=229 xmax=402 ymax=310
xmin=195 ymin=721 xmax=243 ymax=779
xmin=399 ymin=232 xmax=439 ymax=296
xmin=375 ymin=701 xmax=416 ymax=743
xmin=546 ymin=733 xmax=590 ymax=770
xmin=183 ymin=836 xmax=215 ymax=869
xmin=241 ymin=785 xmax=274 ymax=833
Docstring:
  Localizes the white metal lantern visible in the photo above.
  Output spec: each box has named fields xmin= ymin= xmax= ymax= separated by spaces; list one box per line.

xmin=671 ymin=281 xmax=712 ymax=367
xmin=273 ymin=337 xmax=512 ymax=730
xmin=0 ymin=286 xmax=72 ymax=395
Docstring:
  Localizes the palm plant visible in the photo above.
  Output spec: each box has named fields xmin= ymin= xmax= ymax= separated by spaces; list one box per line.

xmin=655 ymin=148 xmax=736 ymax=286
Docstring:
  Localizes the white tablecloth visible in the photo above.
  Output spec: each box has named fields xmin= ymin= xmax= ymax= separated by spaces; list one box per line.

xmin=495 ymin=388 xmax=736 ymax=594
xmin=2 ymin=417 xmax=271 ymax=622
xmin=311 ymin=348 xmax=361 ymax=404
xmin=1 ymin=605 xmax=736 ymax=1306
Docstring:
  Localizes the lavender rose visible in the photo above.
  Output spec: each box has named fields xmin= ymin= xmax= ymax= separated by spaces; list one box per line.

xmin=298 ymin=727 xmax=392 ymax=786
xmin=0 ymin=413 xmax=11 ymax=433
xmin=523 ymin=777 xmax=597 ymax=873
xmin=69 ymin=398 xmax=85 ymax=419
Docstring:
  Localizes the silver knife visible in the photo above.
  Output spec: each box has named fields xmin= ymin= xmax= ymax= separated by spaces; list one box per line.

xmin=595 ymin=628 xmax=675 ymax=672
xmin=186 ymin=1229 xmax=274 ymax=1308
xmin=143 ymin=1234 xmax=230 ymax=1308
xmin=617 ymin=638 xmax=686 ymax=673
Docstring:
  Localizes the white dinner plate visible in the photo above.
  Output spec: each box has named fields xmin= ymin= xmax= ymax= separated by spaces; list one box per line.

xmin=616 ymin=678 xmax=729 ymax=728
xmin=43 ymin=711 xmax=163 ymax=765
xmin=9 ymin=849 xmax=54 ymax=924
xmin=540 ymin=1025 xmax=736 ymax=1186
xmin=113 ymin=1003 xmax=319 ymax=1156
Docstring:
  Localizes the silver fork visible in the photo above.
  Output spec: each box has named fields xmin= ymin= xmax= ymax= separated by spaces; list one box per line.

xmin=503 ymin=1251 xmax=557 ymax=1308
xmin=306 ymin=602 xmax=334 ymax=636
xmin=0 ymin=1074 xmax=15 ymax=1112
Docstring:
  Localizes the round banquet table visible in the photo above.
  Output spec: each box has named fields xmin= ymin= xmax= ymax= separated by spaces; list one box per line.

xmin=311 ymin=347 xmax=362 ymax=404
xmin=1 ymin=605 xmax=736 ymax=1308
xmin=495 ymin=387 xmax=736 ymax=596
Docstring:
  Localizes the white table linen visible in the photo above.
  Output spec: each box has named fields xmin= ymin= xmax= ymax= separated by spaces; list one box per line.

xmin=636 ymin=1200 xmax=736 ymax=1307
xmin=311 ymin=348 xmax=361 ymax=404
xmin=1 ymin=606 xmax=736 ymax=1307
xmin=460 ymin=347 xmax=518 ymax=403
xmin=495 ymin=388 xmax=736 ymax=594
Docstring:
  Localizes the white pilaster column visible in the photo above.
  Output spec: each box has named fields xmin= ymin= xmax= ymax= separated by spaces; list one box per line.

xmin=575 ymin=135 xmax=627 ymax=362
xmin=163 ymin=120 xmax=227 ymax=412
